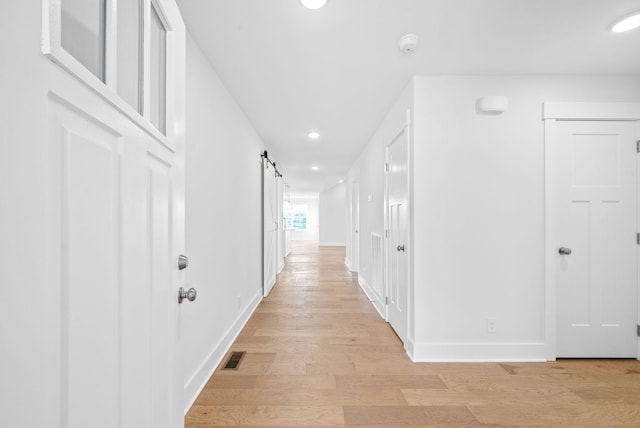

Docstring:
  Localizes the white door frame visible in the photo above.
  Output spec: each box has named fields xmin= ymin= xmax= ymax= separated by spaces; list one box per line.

xmin=544 ymin=102 xmax=640 ymax=361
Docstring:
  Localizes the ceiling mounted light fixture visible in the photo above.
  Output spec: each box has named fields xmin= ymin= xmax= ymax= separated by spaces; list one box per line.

xmin=308 ymin=132 xmax=320 ymax=140
xmin=300 ymin=0 xmax=327 ymax=10
xmin=312 ymin=166 xmax=319 ymax=171
xmin=611 ymin=11 xmax=640 ymax=32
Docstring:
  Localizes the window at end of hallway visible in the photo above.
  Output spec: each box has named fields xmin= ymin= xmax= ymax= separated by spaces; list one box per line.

xmin=285 ymin=204 xmax=308 ymax=230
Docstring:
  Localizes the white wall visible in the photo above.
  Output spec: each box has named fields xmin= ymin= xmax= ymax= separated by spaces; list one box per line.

xmin=319 ymin=182 xmax=347 ymax=246
xmin=411 ymin=75 xmax=640 ymax=361
xmin=183 ymin=33 xmax=265 ymax=409
xmin=1 ymin=3 xmax=51 ymax=426
xmin=290 ymin=197 xmax=319 ymax=241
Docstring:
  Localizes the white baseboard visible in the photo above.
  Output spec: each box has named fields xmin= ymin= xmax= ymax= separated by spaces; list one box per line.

xmin=264 ymin=276 xmax=276 ymax=297
xmin=277 ymin=260 xmax=284 ymax=274
xmin=183 ymin=290 xmax=263 ymax=414
xmin=344 ymin=258 xmax=352 ymax=271
xmin=319 ymin=242 xmax=346 ymax=247
xmin=357 ymin=276 xmax=385 ymax=320
xmin=406 ymin=340 xmax=548 ymax=362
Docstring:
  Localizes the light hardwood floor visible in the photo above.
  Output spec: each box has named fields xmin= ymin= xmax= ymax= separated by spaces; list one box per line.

xmin=186 ymin=241 xmax=640 ymax=427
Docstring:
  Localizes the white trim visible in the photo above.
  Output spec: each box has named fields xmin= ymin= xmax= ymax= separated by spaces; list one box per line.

xmin=104 ymin=0 xmax=117 ymax=89
xmin=344 ymin=257 xmax=353 ymax=272
xmin=357 ymin=276 xmax=385 ymax=320
xmin=409 ymin=342 xmax=547 ymax=362
xmin=319 ymin=242 xmax=345 ymax=247
xmin=183 ymin=290 xmax=263 ymax=414
xmin=263 ymin=276 xmax=276 ymax=297
xmin=543 ymin=118 xmax=558 ymax=361
xmin=405 ymin=107 xmax=414 ymax=349
xmin=543 ymin=102 xmax=640 ymax=121
xmin=544 ymin=102 xmax=640 ymax=361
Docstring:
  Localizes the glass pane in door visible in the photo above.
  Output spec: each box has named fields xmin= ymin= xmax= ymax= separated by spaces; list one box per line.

xmin=61 ymin=0 xmax=106 ymax=81
xmin=150 ymin=4 xmax=167 ymax=134
xmin=117 ymin=0 xmax=141 ymax=112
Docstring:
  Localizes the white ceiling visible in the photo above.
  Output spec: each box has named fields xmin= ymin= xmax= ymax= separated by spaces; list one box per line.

xmin=177 ymin=0 xmax=640 ymax=194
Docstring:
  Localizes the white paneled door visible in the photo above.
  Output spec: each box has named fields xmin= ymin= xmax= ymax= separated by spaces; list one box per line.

xmin=41 ymin=1 xmax=186 ymax=427
xmin=385 ymin=128 xmax=409 ymax=344
xmin=263 ymin=160 xmax=278 ymax=297
xmin=555 ymin=120 xmax=638 ymax=357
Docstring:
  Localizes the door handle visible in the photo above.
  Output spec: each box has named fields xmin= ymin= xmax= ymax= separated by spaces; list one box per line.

xmin=397 ymin=245 xmax=405 ymax=252
xmin=178 ymin=287 xmax=197 ymax=304
xmin=558 ymin=247 xmax=572 ymax=255
xmin=178 ymin=254 xmax=189 ymax=270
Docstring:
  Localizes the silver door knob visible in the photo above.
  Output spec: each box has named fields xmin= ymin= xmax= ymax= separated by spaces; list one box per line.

xmin=178 ymin=287 xmax=197 ymax=304
xmin=558 ymin=247 xmax=572 ymax=255
xmin=397 ymin=245 xmax=405 ymax=252
xmin=178 ymin=254 xmax=189 ymax=270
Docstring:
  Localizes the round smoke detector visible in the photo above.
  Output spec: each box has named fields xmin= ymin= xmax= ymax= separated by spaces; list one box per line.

xmin=398 ymin=33 xmax=419 ymax=53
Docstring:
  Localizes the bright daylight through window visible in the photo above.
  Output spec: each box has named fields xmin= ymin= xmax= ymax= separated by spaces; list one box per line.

xmin=284 ymin=204 xmax=308 ymax=230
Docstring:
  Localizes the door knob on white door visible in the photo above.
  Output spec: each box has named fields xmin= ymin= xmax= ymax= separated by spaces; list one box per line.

xmin=558 ymin=247 xmax=572 ymax=255
xmin=397 ymin=245 xmax=405 ymax=252
xmin=178 ymin=287 xmax=197 ymax=303
xmin=178 ymin=254 xmax=189 ymax=270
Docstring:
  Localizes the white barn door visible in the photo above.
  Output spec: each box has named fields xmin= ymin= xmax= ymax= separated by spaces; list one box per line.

xmin=277 ymin=176 xmax=286 ymax=273
xmin=263 ymin=160 xmax=278 ymax=297
xmin=40 ymin=1 xmax=187 ymax=427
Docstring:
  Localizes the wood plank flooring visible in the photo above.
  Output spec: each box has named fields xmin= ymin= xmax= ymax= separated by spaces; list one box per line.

xmin=185 ymin=241 xmax=640 ymax=427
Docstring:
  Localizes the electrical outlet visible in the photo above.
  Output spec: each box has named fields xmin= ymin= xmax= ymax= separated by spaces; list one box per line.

xmin=487 ymin=317 xmax=497 ymax=334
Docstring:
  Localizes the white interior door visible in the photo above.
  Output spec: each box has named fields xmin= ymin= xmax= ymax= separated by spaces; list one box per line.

xmin=41 ymin=1 xmax=186 ymax=427
xmin=351 ymin=182 xmax=360 ymax=272
xmin=555 ymin=120 xmax=638 ymax=357
xmin=386 ymin=129 xmax=408 ymax=343
xmin=263 ymin=161 xmax=277 ymax=297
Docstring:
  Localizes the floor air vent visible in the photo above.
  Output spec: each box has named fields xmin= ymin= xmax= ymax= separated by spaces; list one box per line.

xmin=222 ymin=351 xmax=246 ymax=370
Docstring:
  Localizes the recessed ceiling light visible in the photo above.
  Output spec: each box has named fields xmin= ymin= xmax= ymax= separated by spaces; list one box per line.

xmin=312 ymin=166 xmax=319 ymax=171
xmin=611 ymin=11 xmax=640 ymax=32
xmin=300 ymin=0 xmax=327 ymax=10
xmin=338 ymin=179 xmax=344 ymax=183
xmin=308 ymin=132 xmax=320 ymax=140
